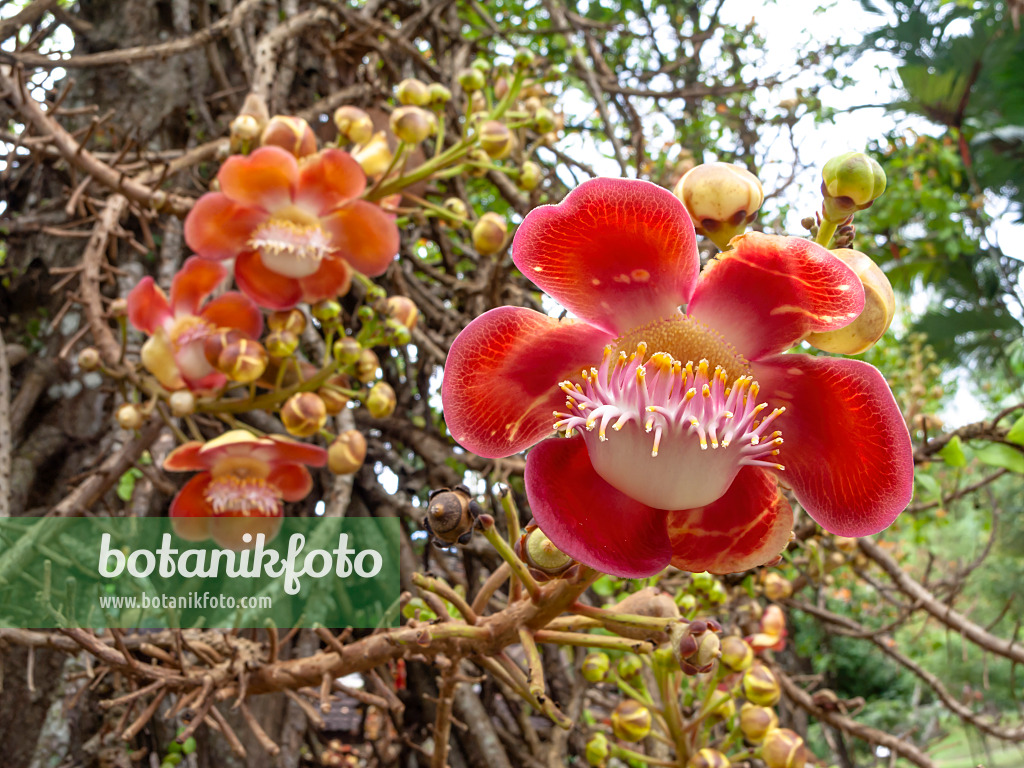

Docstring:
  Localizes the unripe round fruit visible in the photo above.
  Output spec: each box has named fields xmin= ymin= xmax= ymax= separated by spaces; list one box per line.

xmin=333 ymin=105 xmax=374 ymax=145
xmin=366 ymin=381 xmax=397 ymax=418
xmin=261 ymin=115 xmax=317 ymax=158
xmin=762 ymin=727 xmax=806 ymax=768
xmin=268 ymin=308 xmax=306 ymax=336
xmin=581 ymin=652 xmax=610 ymax=683
xmin=743 ymin=662 xmax=782 ymax=707
xmin=328 ymin=429 xmax=367 ymax=475
xmin=396 ymin=78 xmax=431 ymax=107
xmin=333 ymin=336 xmax=362 ymax=366
xmin=688 ymin=748 xmax=731 ymax=768
xmin=281 ymin=392 xmax=327 ymax=437
xmin=472 ymin=212 xmax=507 ymax=255
xmin=169 ymin=391 xmax=195 ymax=417
xmin=355 ymin=349 xmax=380 ymax=384
xmin=673 ymin=162 xmax=764 ymax=251
xmin=390 ymin=106 xmax=436 ymax=144
xmin=78 ymin=347 xmax=101 ymax=371
xmin=610 ymin=699 xmax=651 ymax=743
xmin=805 ymin=248 xmax=895 ymax=355
xmin=117 ymin=403 xmax=144 ymax=430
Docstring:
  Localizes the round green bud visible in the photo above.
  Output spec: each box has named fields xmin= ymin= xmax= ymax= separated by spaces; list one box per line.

xmin=585 ymin=733 xmax=609 ymax=767
xmin=457 ymin=67 xmax=486 ymax=92
xmin=312 ymin=299 xmax=342 ymax=322
xmin=611 ymin=700 xmax=652 ymax=743
xmin=333 ymin=336 xmax=362 ymax=365
xmin=518 ymin=160 xmax=542 ymax=191
xmin=533 ymin=107 xmax=556 ymax=133
xmin=390 ymin=105 xmax=436 ymax=144
xmin=514 ymin=47 xmax=536 ymax=68
xmin=742 ymin=662 xmax=782 ymax=707
xmin=617 ymin=653 xmax=643 ymax=680
xmin=581 ymin=652 xmax=610 ymax=683
xmin=821 ymin=151 xmax=886 ymax=221
xmin=396 ymin=78 xmax=431 ymax=107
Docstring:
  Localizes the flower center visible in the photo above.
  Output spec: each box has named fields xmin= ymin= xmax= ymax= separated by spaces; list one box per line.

xmin=250 ymin=216 xmax=332 ymax=279
xmin=203 ymin=476 xmax=281 ymax=516
xmin=553 ymin=342 xmax=785 ymax=510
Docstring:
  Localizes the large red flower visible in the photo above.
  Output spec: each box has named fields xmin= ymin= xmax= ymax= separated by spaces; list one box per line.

xmin=127 ymin=257 xmax=262 ymax=392
xmin=441 ymin=178 xmax=913 ymax=578
xmin=184 ymin=145 xmax=399 ymax=309
xmin=164 ymin=430 xmax=327 ymax=547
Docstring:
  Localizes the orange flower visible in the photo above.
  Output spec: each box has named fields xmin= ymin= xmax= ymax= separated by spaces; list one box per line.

xmin=184 ymin=146 xmax=399 ymax=309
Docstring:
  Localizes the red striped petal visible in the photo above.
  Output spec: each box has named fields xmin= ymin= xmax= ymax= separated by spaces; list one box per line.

xmin=321 ymin=200 xmax=400 ymax=276
xmin=200 ymin=292 xmax=264 ymax=338
xmin=127 ymin=277 xmax=171 ymax=334
xmin=184 ymin=193 xmax=267 ymax=262
xmin=512 ymin=178 xmax=700 ymax=336
xmin=234 ymin=250 xmax=304 ymax=310
xmin=218 ymin=145 xmax=298 ymax=211
xmin=666 ymin=467 xmax=793 ymax=574
xmin=170 ymin=257 xmax=227 ymax=316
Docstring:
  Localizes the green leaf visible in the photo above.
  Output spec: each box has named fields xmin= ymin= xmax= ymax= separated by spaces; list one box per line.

xmin=915 ymin=472 xmax=942 ymax=500
xmin=938 ymin=435 xmax=967 ymax=467
xmin=116 ymin=468 xmax=143 ymax=503
xmin=1006 ymin=413 xmax=1024 ymax=446
xmin=975 ymin=443 xmax=1024 ymax=474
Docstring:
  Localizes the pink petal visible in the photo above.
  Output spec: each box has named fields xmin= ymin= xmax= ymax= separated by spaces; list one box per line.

xmin=234 ymin=250 xmax=304 ymax=310
xmin=264 ymin=436 xmax=328 ymax=468
xmin=164 ymin=441 xmax=207 ymax=471
xmin=666 ymin=467 xmax=793 ymax=574
xmin=217 ymin=145 xmax=298 ymax=211
xmin=512 ymin=177 xmax=700 ymax=335
xmin=688 ymin=233 xmax=865 ymax=361
xmin=200 ymin=292 xmax=264 ymax=338
xmin=525 ymin=436 xmax=673 ymax=578
xmin=321 ymin=200 xmax=400 ymax=276
xmin=180 ymin=368 xmax=228 ymax=393
xmin=268 ymin=464 xmax=314 ymax=501
xmin=441 ymin=306 xmax=613 ymax=458
xmin=296 ymin=149 xmax=366 ymax=214
xmin=169 ymin=473 xmax=215 ymax=542
xmin=298 ymin=256 xmax=352 ymax=304
xmin=753 ymin=353 xmax=914 ymax=536
xmin=126 ymin=277 xmax=171 ymax=334
xmin=184 ymin=193 xmax=267 ymax=262
xmin=170 ymin=257 xmax=227 ymax=316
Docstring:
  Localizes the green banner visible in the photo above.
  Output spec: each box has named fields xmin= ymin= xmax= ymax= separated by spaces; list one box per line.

xmin=0 ymin=517 xmax=401 ymax=629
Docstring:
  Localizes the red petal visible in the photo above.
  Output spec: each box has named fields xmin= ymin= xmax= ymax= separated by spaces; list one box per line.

xmin=268 ymin=464 xmax=314 ymax=501
xmin=184 ymin=193 xmax=267 ymax=261
xmin=688 ymin=232 xmax=865 ymax=361
xmin=525 ymin=436 xmax=673 ymax=578
xmin=164 ymin=441 xmax=207 ymax=471
xmin=321 ymin=200 xmax=400 ymax=276
xmin=296 ymin=149 xmax=366 ymax=214
xmin=298 ymin=256 xmax=352 ymax=304
xmin=180 ymin=368 xmax=228 ymax=393
xmin=234 ymin=250 xmax=304 ymax=310
xmin=170 ymin=257 xmax=227 ymax=315
xmin=217 ymin=145 xmax=298 ymax=211
xmin=753 ymin=353 xmax=914 ymax=536
xmin=126 ymin=277 xmax=171 ymax=334
xmin=264 ymin=435 xmax=328 ymax=468
xmin=170 ymin=475 xmax=214 ymax=542
xmin=200 ymin=292 xmax=264 ymax=338
xmin=441 ymin=306 xmax=613 ymax=458
xmin=512 ymin=178 xmax=700 ymax=336
xmin=666 ymin=467 xmax=793 ymax=574
xmin=210 ymin=515 xmax=283 ymax=549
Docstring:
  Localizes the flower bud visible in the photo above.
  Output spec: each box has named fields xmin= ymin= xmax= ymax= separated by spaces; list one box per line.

xmin=493 ymin=76 xmax=509 ymax=101
xmin=688 ymin=748 xmax=731 ymax=768
xmin=169 ymin=391 xmax=195 ymax=417
xmin=533 ymin=107 xmax=556 ymax=133
xmin=218 ymin=339 xmax=268 ymax=383
xmin=742 ymin=662 xmax=781 ymax=706
xmin=523 ymin=526 xmax=573 ymax=576
xmin=116 ymin=403 xmax=144 ymax=430
xmin=268 ymin=308 xmax=306 ymax=336
xmin=748 ymin=605 xmax=788 ymax=653
xmin=281 ymin=392 xmax=327 ymax=438
xmin=457 ymin=67 xmax=486 ymax=92
xmin=366 ymin=381 xmax=397 ymax=418
xmin=585 ymin=733 xmax=609 ymax=767
xmin=328 ymin=429 xmax=367 ymax=475
xmin=396 ymin=78 xmax=431 ymax=106
xmin=617 ymin=654 xmax=643 ymax=680
xmin=479 ymin=120 xmax=514 ymax=159
xmin=333 ymin=336 xmax=362 ymax=366
xmin=610 ymin=700 xmax=651 ymax=743
xmin=261 ymin=115 xmax=317 ymax=158
xmin=311 ymin=299 xmax=342 ymax=323
xmin=203 ymin=329 xmax=244 ymax=367
xmin=739 ymin=703 xmax=778 ymax=742
xmin=443 ymin=197 xmax=468 ymax=222
xmin=355 ymin=349 xmax=380 ymax=383
xmin=352 ymin=131 xmax=393 ymax=177
xmin=673 ymin=162 xmax=764 ymax=251
xmin=428 ymin=83 xmax=452 ymax=105
xmin=333 ymin=106 xmax=374 ymax=145
xmin=762 ymin=572 xmax=793 ymax=601
xmin=319 ymin=376 xmax=351 ymax=415
xmin=425 ymin=485 xmax=479 ymax=545
xmin=514 ymin=47 xmax=535 ymax=68
xmin=518 ymin=160 xmax=542 ymax=191
xmin=265 ymin=329 xmax=300 ymax=358
xmin=720 ymin=636 xmax=754 ymax=672
xmin=673 ymin=618 xmax=722 ymax=675
xmin=833 ymin=535 xmax=858 ymax=553
xmin=108 ymin=298 xmax=128 ymax=318
xmin=78 ymin=347 xmax=101 ymax=371
xmin=229 ymin=114 xmax=261 ymax=151
xmin=581 ymin=652 xmax=610 ymax=683
xmin=472 ymin=212 xmax=507 ymax=255
xmin=710 ymin=694 xmax=736 ymax=721
xmin=390 ymin=106 xmax=436 ymax=144
xmin=805 ymin=248 xmax=895 ymax=355
xmin=385 ymin=296 xmax=419 ymax=330
xmin=821 ymin=151 xmax=886 ymax=221
xmin=762 ymin=728 xmax=806 ymax=768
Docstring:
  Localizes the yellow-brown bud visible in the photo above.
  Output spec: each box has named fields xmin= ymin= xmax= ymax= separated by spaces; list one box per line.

xmin=396 ymin=78 xmax=431 ymax=106
xmin=688 ymin=748 xmax=731 ymax=768
xmin=762 ymin=572 xmax=793 ymax=601
xmin=672 ymin=618 xmax=722 ymax=675
xmin=533 ymin=107 xmax=556 ymax=133
xmin=710 ymin=695 xmax=736 ymax=721
xmin=281 ymin=392 xmax=327 ymax=438
xmin=457 ymin=67 xmax=486 ymax=92
xmin=617 ymin=653 xmax=643 ymax=679
xmin=312 ymin=299 xmax=342 ymax=322
xmin=523 ymin=527 xmax=573 ymax=575
xmin=518 ymin=160 xmax=542 ymax=191
xmin=673 ymin=162 xmax=764 ymax=251
xmin=218 ymin=339 xmax=268 ymax=383
xmin=366 ymin=381 xmax=397 ymax=419
xmin=229 ymin=114 xmax=262 ymax=151
xmin=168 ymin=391 xmax=195 ymax=417
xmin=78 ymin=347 xmax=101 ymax=371
xmin=352 ymin=131 xmax=393 ymax=177
xmin=265 ymin=329 xmax=300 ymax=359
xmin=333 ymin=105 xmax=374 ymax=145
xmin=610 ymin=700 xmax=651 ymax=743
xmin=333 ymin=336 xmax=362 ymax=366
xmin=720 ymin=636 xmax=754 ymax=672
xmin=268 ymin=308 xmax=306 ymax=336
xmin=585 ymin=733 xmax=609 ymax=767
xmin=739 ymin=703 xmax=779 ymax=742
xmin=581 ymin=652 xmax=610 ymax=683
xmin=443 ymin=197 xmax=468 ymax=222
xmin=742 ymin=662 xmax=781 ymax=707
xmin=762 ymin=728 xmax=806 ymax=768
xmin=355 ymin=349 xmax=380 ymax=384
xmin=821 ymin=151 xmax=886 ymax=221
xmin=425 ymin=485 xmax=479 ymax=546
xmin=805 ymin=248 xmax=895 ymax=355
xmin=319 ymin=375 xmax=351 ymax=415
xmin=261 ymin=115 xmax=317 ymax=158
xmin=328 ymin=429 xmax=367 ymax=475
xmin=833 ymin=535 xmax=858 ymax=553
xmin=472 ymin=212 xmax=507 ymax=255
xmin=428 ymin=83 xmax=452 ymax=104
xmin=479 ymin=120 xmax=514 ymax=158
xmin=116 ymin=403 xmax=144 ymax=430
xmin=385 ymin=295 xmax=418 ymax=330
xmin=390 ymin=106 xmax=436 ymax=144
xmin=203 ymin=329 xmax=244 ymax=367
xmin=108 ymin=298 xmax=128 ymax=318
